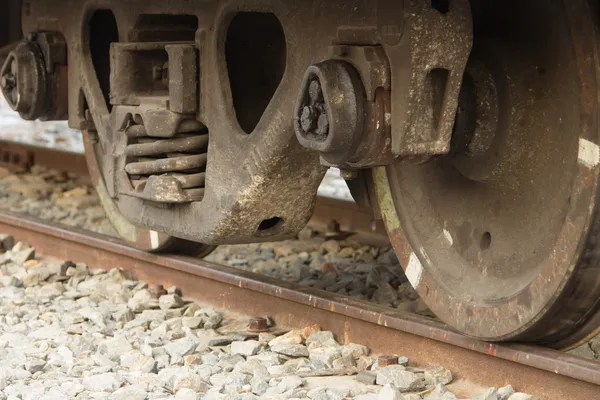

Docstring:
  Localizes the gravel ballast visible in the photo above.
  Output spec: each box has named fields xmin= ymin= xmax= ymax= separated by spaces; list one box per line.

xmin=0 ymin=164 xmax=597 ymax=362
xmin=0 ymin=238 xmax=535 ymax=399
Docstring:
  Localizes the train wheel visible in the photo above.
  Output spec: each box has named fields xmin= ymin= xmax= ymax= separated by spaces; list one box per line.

xmin=372 ymin=0 xmax=600 ymax=348
xmin=82 ymin=129 xmax=215 ymax=257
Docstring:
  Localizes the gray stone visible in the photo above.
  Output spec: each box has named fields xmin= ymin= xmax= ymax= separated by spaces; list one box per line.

xmin=271 ymin=343 xmax=309 ymax=357
xmin=115 ymin=308 xmax=135 ymax=323
xmin=165 ymin=339 xmax=197 ymax=359
xmin=181 ymin=316 xmax=203 ymax=329
xmin=250 ymin=376 xmax=270 ymax=395
xmin=354 ymin=395 xmax=378 ymax=400
xmin=128 ymin=289 xmax=153 ymax=312
xmin=268 ymin=375 xmax=305 ymax=393
xmin=0 ymin=234 xmax=14 ymax=251
xmin=332 ymin=354 xmax=356 ymax=369
xmin=98 ymin=337 xmax=133 ymax=361
xmin=305 ymin=331 xmax=339 ymax=348
xmin=231 ymin=340 xmax=263 ymax=357
xmin=472 ymin=388 xmax=499 ymax=400
xmin=120 ymin=350 xmax=156 ymax=373
xmin=159 ymin=294 xmax=184 ymax=310
xmin=24 ymin=359 xmax=46 ymax=373
xmin=341 ymin=343 xmax=370 ymax=359
xmin=140 ymin=309 xmax=167 ymax=322
xmin=372 ymin=283 xmax=398 ymax=305
xmin=376 ymin=366 xmax=427 ymax=392
xmin=424 ymin=384 xmax=458 ymax=400
xmin=507 ymin=394 xmax=534 ymax=400
xmin=173 ymin=372 xmax=210 ymax=394
xmin=309 ymin=346 xmax=342 ymax=368
xmin=38 ymin=388 xmax=69 ymax=400
xmin=174 ymin=388 xmax=201 ymax=400
xmin=82 ymin=373 xmax=123 ymax=392
xmin=424 ymin=365 xmax=453 ymax=385
xmin=320 ymin=240 xmax=341 ymax=254
xmin=109 ymin=384 xmax=148 ymax=400
xmin=268 ymin=330 xmax=303 ymax=347
xmin=307 ymin=387 xmax=343 ymax=400
xmin=10 ymin=245 xmax=35 ymax=265
xmin=377 ymin=384 xmax=402 ymax=400
xmin=497 ymin=385 xmax=516 ymax=400
xmin=204 ymin=313 xmax=223 ymax=329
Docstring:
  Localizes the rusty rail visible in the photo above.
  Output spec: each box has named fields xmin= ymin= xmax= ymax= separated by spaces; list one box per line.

xmin=0 ymin=210 xmax=597 ymax=400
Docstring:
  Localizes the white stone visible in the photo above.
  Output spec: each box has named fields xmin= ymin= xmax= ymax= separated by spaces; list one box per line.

xmin=507 ymin=394 xmax=535 ymax=400
xmin=82 ymin=373 xmax=122 ymax=392
xmin=231 ymin=340 xmax=263 ymax=357
xmin=377 ymin=384 xmax=402 ymax=400
xmin=109 ymin=384 xmax=148 ymax=400
xmin=376 ymin=366 xmax=427 ymax=392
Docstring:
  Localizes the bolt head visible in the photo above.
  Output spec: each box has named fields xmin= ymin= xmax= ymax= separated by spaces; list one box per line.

xmin=148 ymin=284 xmax=167 ymax=299
xmin=308 ymin=79 xmax=323 ymax=103
xmin=1 ymin=74 xmax=15 ymax=90
xmin=377 ymin=355 xmax=399 ymax=367
xmin=316 ymin=113 xmax=329 ymax=137
xmin=300 ymin=106 xmax=318 ymax=133
xmin=248 ymin=317 xmax=270 ymax=332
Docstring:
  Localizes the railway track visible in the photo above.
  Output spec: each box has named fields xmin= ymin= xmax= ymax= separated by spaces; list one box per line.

xmin=0 ymin=139 xmax=599 ymax=399
xmin=0 ymin=210 xmax=597 ymax=400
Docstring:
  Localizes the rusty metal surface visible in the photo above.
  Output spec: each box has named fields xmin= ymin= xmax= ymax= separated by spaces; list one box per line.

xmin=311 ymin=196 xmax=388 ymax=247
xmin=0 ymin=210 xmax=597 ymax=400
xmin=372 ymin=0 xmax=600 ymax=348
xmin=14 ymin=0 xmax=474 ymax=246
xmin=0 ymin=140 xmax=33 ymax=172
xmin=0 ymin=139 xmax=390 ymax=245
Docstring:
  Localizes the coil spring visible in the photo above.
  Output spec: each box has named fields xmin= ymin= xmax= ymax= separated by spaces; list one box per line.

xmin=124 ymin=120 xmax=208 ymax=202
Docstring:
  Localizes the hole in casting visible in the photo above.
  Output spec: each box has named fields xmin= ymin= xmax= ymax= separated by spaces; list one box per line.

xmin=226 ymin=12 xmax=286 ymax=133
xmin=257 ymin=216 xmax=284 ymax=232
xmin=431 ymin=0 xmax=450 ymax=14
xmin=480 ymin=232 xmax=492 ymax=250
xmin=88 ymin=10 xmax=119 ymax=112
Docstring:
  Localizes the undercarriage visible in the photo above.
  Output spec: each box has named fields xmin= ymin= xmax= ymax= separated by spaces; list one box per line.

xmin=1 ymin=0 xmax=599 ymax=349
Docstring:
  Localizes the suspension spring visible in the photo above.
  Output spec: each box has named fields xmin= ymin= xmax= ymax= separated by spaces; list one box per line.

xmin=124 ymin=120 xmax=208 ymax=203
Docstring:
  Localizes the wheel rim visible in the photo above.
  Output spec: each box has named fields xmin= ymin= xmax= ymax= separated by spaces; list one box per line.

xmin=373 ymin=0 xmax=600 ymax=348
xmin=82 ymin=129 xmax=216 ymax=257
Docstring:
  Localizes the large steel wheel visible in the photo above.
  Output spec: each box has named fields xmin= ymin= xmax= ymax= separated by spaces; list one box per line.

xmin=372 ymin=0 xmax=600 ymax=348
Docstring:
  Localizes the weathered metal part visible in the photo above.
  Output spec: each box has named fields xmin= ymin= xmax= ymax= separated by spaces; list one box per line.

xmin=295 ymin=46 xmax=404 ymax=169
xmin=125 ymin=154 xmax=207 ymax=175
xmin=0 ymin=31 xmax=67 ymax=121
xmin=383 ymin=0 xmax=472 ymax=158
xmin=123 ymin=126 xmax=208 ymax=203
xmin=294 ymin=60 xmax=366 ymax=165
xmin=0 ymin=140 xmax=88 ymax=176
xmin=377 ymin=355 xmax=399 ymax=367
xmin=248 ymin=317 xmax=270 ymax=333
xmin=131 ymin=175 xmax=205 ymax=203
xmin=1 ymin=40 xmax=46 ymax=119
xmin=124 ymin=135 xmax=208 ymax=157
xmin=0 ymin=139 xmax=387 ymax=246
xmin=372 ymin=0 xmax=600 ymax=348
xmin=110 ymin=41 xmax=209 ymax=205
xmin=0 ymin=210 xmax=597 ymax=400
xmin=2 ymin=1 xmax=456 ymax=246
xmin=82 ymin=128 xmax=215 ymax=256
xmin=0 ymin=141 xmax=33 ymax=172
